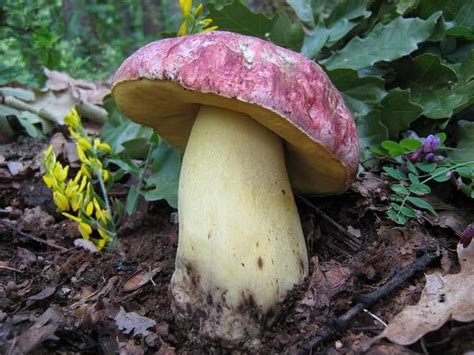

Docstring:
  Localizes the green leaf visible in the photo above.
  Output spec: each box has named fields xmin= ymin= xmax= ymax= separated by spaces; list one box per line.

xmin=301 ymin=27 xmax=330 ymax=58
xmin=357 ymin=111 xmax=389 ymax=160
xmin=400 ymin=205 xmax=417 ymax=218
xmin=387 ymin=206 xmax=408 ymax=225
xmin=144 ymin=140 xmax=182 ymax=208
xmin=407 ymin=162 xmax=418 ymax=176
xmin=381 ymin=140 xmax=405 ymax=157
xmin=407 ymin=196 xmax=437 ymax=215
xmin=378 ymin=89 xmax=423 ymax=139
xmin=150 ymin=132 xmax=160 ymax=145
xmin=113 ymin=198 xmax=126 ymax=225
xmin=207 ymin=1 xmax=273 ymax=38
xmin=323 ymin=0 xmax=371 ymax=45
xmin=400 ymin=138 xmax=422 ymax=151
xmin=286 ymin=0 xmax=314 ymax=25
xmin=386 ymin=208 xmax=398 ymax=221
xmin=270 ymin=12 xmax=305 ymax=51
xmin=391 ymin=183 xmax=409 ymax=195
xmin=327 ymin=69 xmax=387 ymax=107
xmin=416 ymin=162 xmax=437 ymax=173
xmin=107 ymin=155 xmax=140 ymax=176
xmin=408 ymin=172 xmax=420 ymax=184
xmin=419 ymin=0 xmax=464 ymax=20
xmin=101 ymin=98 xmax=153 ymax=158
xmin=122 ymin=138 xmax=153 ymax=160
xmin=322 ymin=12 xmax=442 ymax=70
xmin=384 ymin=166 xmax=407 ymax=180
xmin=0 ymin=104 xmax=53 ymax=138
xmin=393 ymin=54 xmax=467 ymax=119
xmin=449 ymin=121 xmax=474 ymax=163
xmin=369 ymin=146 xmax=386 ymax=156
xmin=456 ymin=165 xmax=474 ymax=178
xmin=390 ymin=194 xmax=404 ymax=202
xmin=436 ymin=132 xmax=447 ymax=144
xmin=301 ymin=0 xmax=371 ymax=58
xmin=126 ymin=186 xmax=140 ymax=216
xmin=409 ymin=183 xmax=431 ymax=195
xmin=325 ymin=69 xmax=389 ymax=156
xmin=432 ymin=167 xmax=451 ymax=182
xmin=450 ymin=1 xmax=474 ymax=37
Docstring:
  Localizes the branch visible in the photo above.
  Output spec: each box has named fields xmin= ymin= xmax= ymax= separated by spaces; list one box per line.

xmin=0 ymin=219 xmax=68 ymax=251
xmin=297 ymin=195 xmax=361 ymax=251
xmin=295 ymin=250 xmax=439 ymax=354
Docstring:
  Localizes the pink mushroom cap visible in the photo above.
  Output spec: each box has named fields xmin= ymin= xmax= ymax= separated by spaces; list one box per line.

xmin=112 ymin=31 xmax=359 ymax=194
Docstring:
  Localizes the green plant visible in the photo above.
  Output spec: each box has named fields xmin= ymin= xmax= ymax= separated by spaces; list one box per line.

xmin=43 ymin=108 xmax=117 ymax=250
xmin=177 ymin=0 xmax=217 ymax=36
xmin=375 ymin=133 xmax=474 ymax=224
xmin=0 ymin=0 xmax=181 ymax=85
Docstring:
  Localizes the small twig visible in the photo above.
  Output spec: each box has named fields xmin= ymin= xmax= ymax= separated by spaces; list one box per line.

xmin=420 ymin=338 xmax=429 ymax=355
xmin=0 ymin=265 xmax=23 ymax=273
xmin=0 ymin=219 xmax=68 ymax=251
xmin=363 ymin=309 xmax=387 ymax=327
xmin=68 ymin=276 xmax=118 ymax=309
xmin=149 ymin=265 xmax=157 ymax=287
xmin=297 ymin=195 xmax=361 ymax=251
xmin=295 ymin=251 xmax=438 ymax=354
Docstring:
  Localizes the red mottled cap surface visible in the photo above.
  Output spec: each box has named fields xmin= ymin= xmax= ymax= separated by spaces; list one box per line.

xmin=112 ymin=31 xmax=360 ymax=193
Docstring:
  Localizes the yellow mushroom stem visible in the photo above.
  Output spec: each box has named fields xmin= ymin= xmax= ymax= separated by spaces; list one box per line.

xmin=171 ymin=105 xmax=309 ymax=345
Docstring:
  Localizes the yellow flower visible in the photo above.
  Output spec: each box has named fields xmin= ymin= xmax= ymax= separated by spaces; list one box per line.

xmin=93 ymin=198 xmax=101 ymax=212
xmin=64 ymin=108 xmax=81 ymax=130
xmin=96 ymin=238 xmax=107 ymax=251
xmin=80 ymin=163 xmax=91 ymax=179
xmin=180 ymin=0 xmax=192 ymax=19
xmin=85 ymin=201 xmax=94 ymax=216
xmin=199 ymin=18 xmax=213 ymax=27
xmin=76 ymin=144 xmax=89 ymax=164
xmin=78 ymin=137 xmax=92 ymax=151
xmin=102 ymin=169 xmax=110 ymax=182
xmin=72 ymin=170 xmax=82 ymax=183
xmin=64 ymin=180 xmax=78 ymax=198
xmin=44 ymin=145 xmax=53 ymax=159
xmin=98 ymin=227 xmax=112 ymax=241
xmin=97 ymin=142 xmax=112 ymax=153
xmin=178 ymin=20 xmax=188 ymax=36
xmin=194 ymin=3 xmax=203 ymax=18
xmin=53 ymin=191 xmax=70 ymax=211
xmin=62 ymin=212 xmax=82 ymax=223
xmin=78 ymin=175 xmax=87 ymax=192
xmin=42 ymin=175 xmax=54 ymax=188
xmin=95 ymin=208 xmax=110 ymax=224
xmin=79 ymin=222 xmax=92 ymax=240
xmin=202 ymin=25 xmax=218 ymax=32
xmin=70 ymin=192 xmax=84 ymax=211
xmin=53 ymin=162 xmax=69 ymax=182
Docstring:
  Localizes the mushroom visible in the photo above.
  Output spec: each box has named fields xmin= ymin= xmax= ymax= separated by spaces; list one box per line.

xmin=112 ymin=31 xmax=359 ymax=345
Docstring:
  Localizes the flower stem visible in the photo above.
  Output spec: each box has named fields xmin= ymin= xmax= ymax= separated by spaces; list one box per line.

xmin=138 ymin=140 xmax=157 ymax=193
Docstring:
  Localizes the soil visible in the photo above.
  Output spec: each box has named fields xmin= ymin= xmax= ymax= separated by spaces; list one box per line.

xmin=1 ymin=136 xmax=473 ymax=354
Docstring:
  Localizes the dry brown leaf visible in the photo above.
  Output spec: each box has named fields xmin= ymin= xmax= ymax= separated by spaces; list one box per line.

xmin=118 ymin=339 xmax=145 ymax=355
xmin=378 ymin=242 xmax=474 ymax=345
xmin=123 ymin=267 xmax=161 ymax=292
xmin=44 ymin=68 xmax=110 ymax=105
xmin=8 ymin=305 xmax=65 ymax=355
xmin=114 ymin=306 xmax=157 ymax=337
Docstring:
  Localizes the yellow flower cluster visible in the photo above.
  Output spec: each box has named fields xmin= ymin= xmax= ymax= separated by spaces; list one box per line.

xmin=43 ymin=108 xmax=115 ymax=250
xmin=178 ymin=0 xmax=218 ymax=36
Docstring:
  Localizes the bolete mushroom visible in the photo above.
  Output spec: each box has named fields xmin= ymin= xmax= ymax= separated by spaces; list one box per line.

xmin=112 ymin=31 xmax=359 ymax=345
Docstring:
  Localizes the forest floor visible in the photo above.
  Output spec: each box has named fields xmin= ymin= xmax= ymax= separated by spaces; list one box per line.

xmin=0 ymin=135 xmax=473 ymax=354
